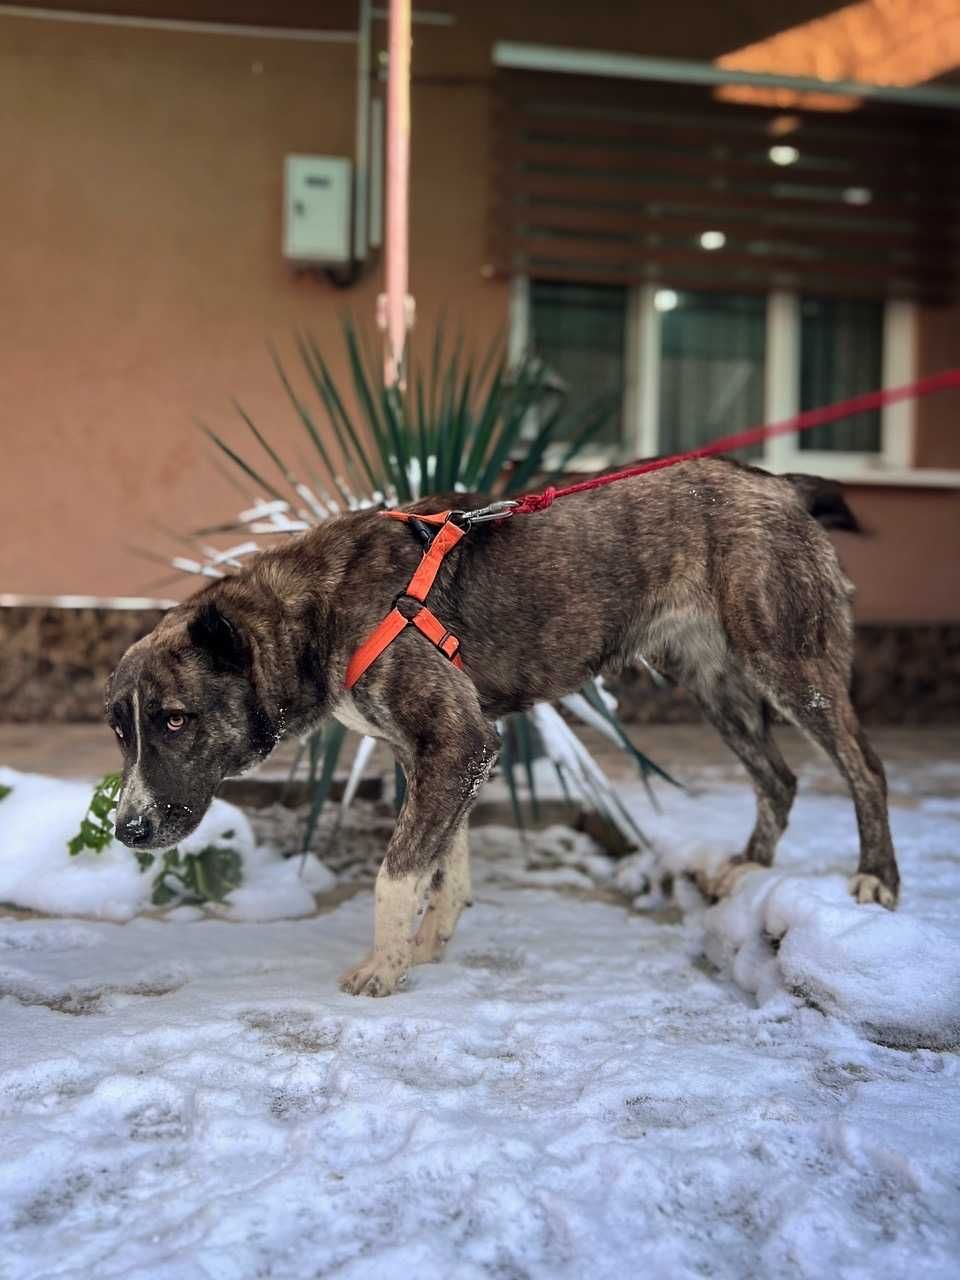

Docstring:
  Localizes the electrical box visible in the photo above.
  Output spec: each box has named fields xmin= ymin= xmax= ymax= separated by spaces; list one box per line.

xmin=283 ymin=155 xmax=352 ymax=265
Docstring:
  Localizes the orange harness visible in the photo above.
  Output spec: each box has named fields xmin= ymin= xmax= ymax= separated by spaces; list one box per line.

xmin=345 ymin=510 xmax=467 ymax=690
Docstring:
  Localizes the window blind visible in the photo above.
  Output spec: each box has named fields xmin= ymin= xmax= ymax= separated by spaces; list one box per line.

xmin=491 ymin=69 xmax=958 ymax=304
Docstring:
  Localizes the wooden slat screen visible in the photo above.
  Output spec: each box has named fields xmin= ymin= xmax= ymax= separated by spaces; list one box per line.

xmin=491 ymin=70 xmax=960 ymax=303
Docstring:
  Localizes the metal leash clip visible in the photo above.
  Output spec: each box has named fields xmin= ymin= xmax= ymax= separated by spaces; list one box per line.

xmin=452 ymin=499 xmax=519 ymax=526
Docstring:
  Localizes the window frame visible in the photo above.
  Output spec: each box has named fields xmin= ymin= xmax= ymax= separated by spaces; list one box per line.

xmin=513 ymin=277 xmax=952 ymax=485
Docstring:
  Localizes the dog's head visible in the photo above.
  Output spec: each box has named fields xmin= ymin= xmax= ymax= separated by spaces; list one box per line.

xmin=107 ymin=598 xmax=278 ymax=850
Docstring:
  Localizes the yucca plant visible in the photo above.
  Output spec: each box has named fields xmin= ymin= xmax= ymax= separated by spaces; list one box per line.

xmin=160 ymin=320 xmax=675 ymax=852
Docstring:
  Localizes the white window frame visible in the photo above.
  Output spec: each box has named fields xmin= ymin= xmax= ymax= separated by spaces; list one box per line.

xmin=514 ymin=277 xmax=960 ymax=486
xmin=761 ymin=291 xmax=916 ymax=479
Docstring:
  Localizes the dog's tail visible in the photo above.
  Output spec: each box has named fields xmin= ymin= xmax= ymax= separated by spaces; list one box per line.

xmin=782 ymin=472 xmax=863 ymax=533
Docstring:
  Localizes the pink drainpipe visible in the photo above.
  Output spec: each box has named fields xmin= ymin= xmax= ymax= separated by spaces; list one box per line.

xmin=383 ymin=0 xmax=412 ymax=389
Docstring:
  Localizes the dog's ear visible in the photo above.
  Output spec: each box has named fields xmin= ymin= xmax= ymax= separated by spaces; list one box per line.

xmin=188 ymin=601 xmax=249 ymax=673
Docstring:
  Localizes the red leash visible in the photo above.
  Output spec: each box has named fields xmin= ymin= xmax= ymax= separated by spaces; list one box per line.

xmin=345 ymin=368 xmax=960 ymax=688
xmin=511 ymin=368 xmax=960 ymax=516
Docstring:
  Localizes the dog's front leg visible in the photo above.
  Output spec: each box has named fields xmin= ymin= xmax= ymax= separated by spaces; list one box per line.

xmin=339 ymin=775 xmax=490 ymax=997
xmin=338 ymin=860 xmax=435 ymax=997
xmin=338 ymin=680 xmax=498 ymax=997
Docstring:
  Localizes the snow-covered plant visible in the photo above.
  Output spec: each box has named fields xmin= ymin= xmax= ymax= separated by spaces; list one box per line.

xmin=149 ymin=844 xmax=242 ymax=908
xmin=150 ymin=321 xmax=675 ymax=848
xmin=0 ymin=783 xmax=11 ymax=803
xmin=68 ymin=773 xmax=241 ymax=906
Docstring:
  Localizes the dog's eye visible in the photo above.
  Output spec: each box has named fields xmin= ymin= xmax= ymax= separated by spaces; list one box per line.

xmin=114 ymin=725 xmax=124 ymax=740
xmin=166 ymin=713 xmax=186 ymax=732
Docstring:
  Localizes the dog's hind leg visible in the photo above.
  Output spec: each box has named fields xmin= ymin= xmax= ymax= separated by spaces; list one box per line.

xmin=412 ymin=822 xmax=472 ymax=965
xmin=747 ymin=657 xmax=899 ymax=908
xmin=691 ymin=673 xmax=797 ymax=897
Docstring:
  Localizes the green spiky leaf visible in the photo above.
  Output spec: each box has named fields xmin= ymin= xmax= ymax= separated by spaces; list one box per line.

xmin=580 ymin=680 xmax=682 ymax=790
xmin=301 ymin=720 xmax=348 ymax=851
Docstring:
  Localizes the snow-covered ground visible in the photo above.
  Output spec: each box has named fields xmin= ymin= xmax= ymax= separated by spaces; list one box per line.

xmin=0 ymin=759 xmax=959 ymax=1278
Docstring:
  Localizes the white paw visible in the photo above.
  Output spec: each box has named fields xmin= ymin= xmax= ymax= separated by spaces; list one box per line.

xmin=338 ymin=954 xmax=408 ymax=997
xmin=699 ymin=859 xmax=768 ymax=900
xmin=848 ymin=873 xmax=898 ymax=909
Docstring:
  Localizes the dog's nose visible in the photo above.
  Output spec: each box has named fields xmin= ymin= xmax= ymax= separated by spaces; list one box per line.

xmin=116 ymin=813 xmax=156 ymax=847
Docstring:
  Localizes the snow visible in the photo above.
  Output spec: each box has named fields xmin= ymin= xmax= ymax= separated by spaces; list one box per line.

xmin=624 ymin=771 xmax=960 ymax=1053
xmin=0 ymin=768 xmax=333 ymax=923
xmin=0 ymin=760 xmax=959 ymax=1277
xmin=704 ymin=872 xmax=960 ymax=1049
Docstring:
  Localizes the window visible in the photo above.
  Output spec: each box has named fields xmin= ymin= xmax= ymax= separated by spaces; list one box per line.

xmin=658 ymin=291 xmax=766 ymax=460
xmin=517 ymin=278 xmax=915 ymax=476
xmin=798 ymin=297 xmax=883 ymax=453
xmin=529 ymin=281 xmax=626 ymax=446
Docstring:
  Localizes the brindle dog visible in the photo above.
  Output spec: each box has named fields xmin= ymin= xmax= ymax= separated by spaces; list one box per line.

xmin=107 ymin=460 xmax=899 ymax=996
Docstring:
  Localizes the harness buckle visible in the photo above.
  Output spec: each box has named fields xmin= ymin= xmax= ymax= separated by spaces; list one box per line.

xmin=438 ymin=631 xmax=461 ymax=661
xmin=450 ymin=499 xmax=519 ymax=526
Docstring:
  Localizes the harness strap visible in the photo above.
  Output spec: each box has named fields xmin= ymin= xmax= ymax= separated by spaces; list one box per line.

xmin=405 ymin=519 xmax=465 ymax=599
xmin=344 ymin=511 xmax=466 ymax=690
xmin=381 ymin=510 xmax=451 ymax=527
xmin=345 ymin=608 xmax=409 ymax=689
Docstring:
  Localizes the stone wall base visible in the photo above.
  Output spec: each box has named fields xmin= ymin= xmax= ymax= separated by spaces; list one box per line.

xmin=2 ymin=606 xmax=957 ymax=725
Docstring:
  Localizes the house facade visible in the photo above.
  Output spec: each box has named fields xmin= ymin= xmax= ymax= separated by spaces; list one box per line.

xmin=1 ymin=1 xmax=958 ymax=720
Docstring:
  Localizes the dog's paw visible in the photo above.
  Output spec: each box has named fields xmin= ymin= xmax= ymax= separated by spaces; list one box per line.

xmin=848 ymin=873 xmax=898 ymax=909
xmin=697 ymin=858 xmax=768 ymax=901
xmin=338 ymin=954 xmax=408 ymax=997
